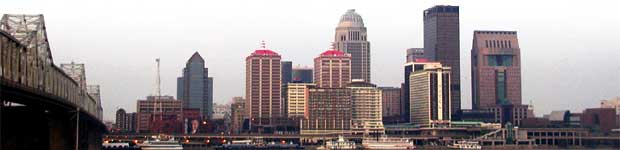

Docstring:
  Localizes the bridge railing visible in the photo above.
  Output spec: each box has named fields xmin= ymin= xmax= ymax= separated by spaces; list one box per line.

xmin=1 ymin=29 xmax=101 ymax=120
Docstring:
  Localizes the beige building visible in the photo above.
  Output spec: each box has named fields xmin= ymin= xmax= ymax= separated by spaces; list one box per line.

xmin=286 ymin=83 xmax=315 ymax=118
xmin=410 ymin=63 xmax=451 ymax=127
xmin=348 ymin=80 xmax=384 ymax=135
xmin=601 ymin=97 xmax=620 ymax=115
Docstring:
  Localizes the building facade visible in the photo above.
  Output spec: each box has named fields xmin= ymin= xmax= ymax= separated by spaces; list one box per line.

xmin=245 ymin=42 xmax=283 ymax=130
xmin=177 ymin=52 xmax=214 ymax=119
xmin=230 ymin=97 xmax=245 ymax=134
xmin=402 ymin=60 xmax=434 ymax=122
xmin=301 ymin=87 xmax=351 ymax=135
xmin=136 ymin=96 xmax=183 ymax=133
xmin=314 ymin=49 xmax=351 ymax=88
xmin=287 ymin=83 xmax=315 ymax=118
xmin=348 ymin=80 xmax=384 ymax=135
xmin=281 ymin=61 xmax=293 ymax=85
xmin=471 ymin=31 xmax=522 ymax=109
xmin=292 ymin=67 xmax=313 ymax=83
xmin=409 ymin=63 xmax=451 ymax=127
xmin=424 ymin=5 xmax=461 ymax=118
xmin=380 ymin=87 xmax=401 ymax=118
xmin=334 ymin=9 xmax=371 ymax=82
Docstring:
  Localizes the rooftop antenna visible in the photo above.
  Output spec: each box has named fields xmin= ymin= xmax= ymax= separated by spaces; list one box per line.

xmin=155 ymin=58 xmax=162 ymax=121
xmin=155 ymin=58 xmax=161 ymax=98
xmin=260 ymin=40 xmax=266 ymax=49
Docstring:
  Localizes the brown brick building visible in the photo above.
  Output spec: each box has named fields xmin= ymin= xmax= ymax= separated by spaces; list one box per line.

xmin=314 ymin=49 xmax=351 ymax=88
xmin=300 ymin=87 xmax=351 ymax=135
xmin=245 ymin=42 xmax=283 ymax=131
xmin=471 ymin=31 xmax=522 ymax=109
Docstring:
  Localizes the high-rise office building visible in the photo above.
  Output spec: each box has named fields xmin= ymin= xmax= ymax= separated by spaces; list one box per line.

xmin=287 ymin=83 xmax=315 ymax=118
xmin=281 ymin=61 xmax=293 ymax=85
xmin=301 ymin=86 xmax=351 ymax=135
xmin=424 ymin=5 xmax=461 ymax=118
xmin=245 ymin=42 xmax=283 ymax=130
xmin=380 ymin=87 xmax=401 ymax=118
xmin=406 ymin=48 xmax=425 ymax=63
xmin=348 ymin=80 xmax=384 ymax=134
xmin=471 ymin=31 xmax=521 ymax=109
xmin=402 ymin=60 xmax=434 ymax=122
xmin=314 ymin=49 xmax=351 ymax=88
xmin=292 ymin=67 xmax=313 ymax=83
xmin=177 ymin=52 xmax=214 ymax=119
xmin=334 ymin=9 xmax=371 ymax=82
xmin=409 ymin=63 xmax=451 ymax=127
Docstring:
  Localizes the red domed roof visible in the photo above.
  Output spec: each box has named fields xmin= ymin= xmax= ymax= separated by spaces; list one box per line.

xmin=252 ymin=49 xmax=279 ymax=55
xmin=320 ymin=50 xmax=347 ymax=56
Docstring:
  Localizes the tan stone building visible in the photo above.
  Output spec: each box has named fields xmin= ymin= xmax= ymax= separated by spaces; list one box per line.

xmin=286 ymin=83 xmax=315 ymax=118
xmin=409 ymin=63 xmax=451 ymax=127
xmin=348 ymin=80 xmax=384 ymax=135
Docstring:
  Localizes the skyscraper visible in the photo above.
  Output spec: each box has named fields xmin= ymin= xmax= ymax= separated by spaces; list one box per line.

xmin=348 ymin=80 xmax=384 ymax=135
xmin=402 ymin=60 xmax=434 ymax=122
xmin=281 ymin=61 xmax=293 ymax=85
xmin=471 ymin=31 xmax=521 ymax=109
xmin=334 ymin=9 xmax=371 ymax=82
xmin=423 ymin=5 xmax=461 ymax=119
xmin=409 ymin=63 xmax=451 ymax=127
xmin=245 ymin=41 xmax=283 ymax=130
xmin=314 ymin=49 xmax=351 ymax=88
xmin=177 ymin=52 xmax=214 ymax=119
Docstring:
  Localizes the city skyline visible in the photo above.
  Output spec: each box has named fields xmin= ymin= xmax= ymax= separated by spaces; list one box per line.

xmin=3 ymin=0 xmax=619 ymax=121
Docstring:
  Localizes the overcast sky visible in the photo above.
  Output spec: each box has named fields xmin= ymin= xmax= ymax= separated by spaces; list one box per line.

xmin=4 ymin=0 xmax=620 ymax=121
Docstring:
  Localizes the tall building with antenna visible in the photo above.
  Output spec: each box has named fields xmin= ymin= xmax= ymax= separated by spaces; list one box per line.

xmin=245 ymin=41 xmax=283 ymax=132
xmin=177 ymin=52 xmax=214 ymax=120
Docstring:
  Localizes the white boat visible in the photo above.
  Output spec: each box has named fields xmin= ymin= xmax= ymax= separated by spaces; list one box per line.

xmin=323 ymin=135 xmax=357 ymax=150
xmin=362 ymin=135 xmax=415 ymax=149
xmin=138 ymin=135 xmax=183 ymax=150
xmin=447 ymin=140 xmax=482 ymax=149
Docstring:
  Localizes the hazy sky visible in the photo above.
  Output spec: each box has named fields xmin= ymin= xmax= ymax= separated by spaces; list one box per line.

xmin=4 ymin=0 xmax=620 ymax=121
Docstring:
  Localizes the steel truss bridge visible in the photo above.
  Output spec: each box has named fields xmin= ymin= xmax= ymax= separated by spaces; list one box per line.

xmin=1 ymin=14 xmax=105 ymax=150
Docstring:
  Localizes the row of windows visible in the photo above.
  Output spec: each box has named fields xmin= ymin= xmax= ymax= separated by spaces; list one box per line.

xmin=485 ymin=40 xmax=513 ymax=48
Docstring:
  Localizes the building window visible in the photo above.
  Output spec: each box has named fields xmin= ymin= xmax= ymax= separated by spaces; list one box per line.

xmin=487 ymin=55 xmax=513 ymax=66
xmin=495 ymin=71 xmax=508 ymax=105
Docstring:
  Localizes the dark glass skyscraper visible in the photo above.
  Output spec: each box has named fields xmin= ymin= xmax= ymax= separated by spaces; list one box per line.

xmin=423 ymin=5 xmax=460 ymax=119
xmin=177 ymin=52 xmax=214 ymax=119
xmin=281 ymin=61 xmax=292 ymax=85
